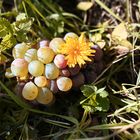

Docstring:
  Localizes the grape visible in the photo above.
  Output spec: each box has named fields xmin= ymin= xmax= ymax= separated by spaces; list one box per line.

xmin=22 ymin=81 xmax=38 ymax=100
xmin=12 ymin=43 xmax=29 ymax=59
xmin=34 ymin=76 xmax=49 ymax=87
xmin=72 ymin=72 xmax=85 ymax=88
xmin=45 ymin=63 xmax=60 ymax=79
xmin=24 ymin=48 xmax=37 ymax=63
xmin=15 ymin=82 xmax=26 ymax=98
xmin=37 ymin=47 xmax=55 ymax=64
xmin=28 ymin=60 xmax=44 ymax=77
xmin=11 ymin=58 xmax=28 ymax=77
xmin=60 ymin=68 xmax=70 ymax=77
xmin=84 ymin=70 xmax=97 ymax=84
xmin=5 ymin=67 xmax=14 ymax=78
xmin=64 ymin=32 xmax=78 ymax=41
xmin=50 ymin=80 xmax=59 ymax=93
xmin=91 ymin=45 xmax=103 ymax=62
xmin=49 ymin=38 xmax=65 ymax=54
xmin=56 ymin=77 xmax=72 ymax=91
xmin=39 ymin=40 xmax=50 ymax=48
xmin=86 ymin=62 xmax=104 ymax=75
xmin=36 ymin=87 xmax=54 ymax=105
xmin=68 ymin=65 xmax=80 ymax=76
xmin=54 ymin=54 xmax=67 ymax=69
xmin=95 ymin=61 xmax=104 ymax=74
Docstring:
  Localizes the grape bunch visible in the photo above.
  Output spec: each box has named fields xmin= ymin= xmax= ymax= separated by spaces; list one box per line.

xmin=6 ymin=32 xmax=104 ymax=105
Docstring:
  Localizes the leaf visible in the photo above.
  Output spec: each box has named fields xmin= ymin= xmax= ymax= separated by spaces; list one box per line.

xmin=119 ymin=39 xmax=133 ymax=50
xmin=0 ymin=54 xmax=8 ymax=64
xmin=16 ymin=13 xmax=27 ymax=21
xmin=112 ymin=23 xmax=128 ymax=40
xmin=77 ymin=2 xmax=93 ymax=11
xmin=0 ymin=33 xmax=16 ymax=51
xmin=0 ymin=18 xmax=13 ymax=37
xmin=81 ymin=85 xmax=96 ymax=97
xmin=98 ymin=90 xmax=109 ymax=98
xmin=16 ymin=31 xmax=28 ymax=42
xmin=13 ymin=18 xmax=34 ymax=32
xmin=96 ymin=87 xmax=106 ymax=94
xmin=81 ymin=85 xmax=110 ymax=113
xmin=96 ymin=95 xmax=110 ymax=112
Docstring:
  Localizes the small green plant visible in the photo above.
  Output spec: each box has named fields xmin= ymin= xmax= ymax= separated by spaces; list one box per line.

xmin=80 ymin=85 xmax=109 ymax=113
xmin=0 ymin=13 xmax=34 ymax=63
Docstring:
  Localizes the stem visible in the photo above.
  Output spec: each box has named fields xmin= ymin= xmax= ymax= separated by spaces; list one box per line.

xmin=94 ymin=0 xmax=123 ymax=22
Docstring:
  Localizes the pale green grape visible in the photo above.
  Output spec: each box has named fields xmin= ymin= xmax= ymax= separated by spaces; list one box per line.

xmin=45 ymin=63 xmax=60 ymax=79
xmin=5 ymin=67 xmax=14 ymax=78
xmin=11 ymin=58 xmax=28 ymax=77
xmin=64 ymin=32 xmax=78 ymax=41
xmin=37 ymin=47 xmax=55 ymax=64
xmin=24 ymin=48 xmax=38 ymax=63
xmin=49 ymin=38 xmax=65 ymax=54
xmin=36 ymin=87 xmax=54 ymax=105
xmin=56 ymin=77 xmax=72 ymax=91
xmin=28 ymin=60 xmax=44 ymax=76
xmin=34 ymin=76 xmax=49 ymax=87
xmin=12 ymin=43 xmax=29 ymax=59
xmin=22 ymin=81 xmax=38 ymax=100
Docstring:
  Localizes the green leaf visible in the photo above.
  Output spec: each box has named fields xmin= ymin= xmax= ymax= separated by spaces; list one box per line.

xmin=0 ymin=18 xmax=13 ymax=37
xmin=96 ymin=95 xmax=110 ymax=112
xmin=0 ymin=33 xmax=16 ymax=51
xmin=16 ymin=31 xmax=28 ymax=42
xmin=81 ymin=85 xmax=110 ymax=113
xmin=16 ymin=13 xmax=27 ymax=21
xmin=96 ymin=88 xmax=109 ymax=98
xmin=13 ymin=18 xmax=34 ymax=32
xmin=81 ymin=85 xmax=96 ymax=97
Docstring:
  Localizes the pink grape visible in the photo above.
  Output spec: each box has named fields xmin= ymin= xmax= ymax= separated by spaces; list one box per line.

xmin=37 ymin=47 xmax=55 ymax=64
xmin=54 ymin=54 xmax=67 ymax=69
xmin=11 ymin=58 xmax=28 ymax=77
xmin=60 ymin=68 xmax=70 ymax=77
xmin=56 ymin=77 xmax=72 ymax=91
xmin=50 ymin=80 xmax=59 ymax=93
xmin=45 ymin=63 xmax=60 ymax=79
xmin=39 ymin=40 xmax=50 ymax=48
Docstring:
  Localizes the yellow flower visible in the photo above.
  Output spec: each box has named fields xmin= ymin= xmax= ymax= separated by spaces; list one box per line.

xmin=58 ymin=33 xmax=95 ymax=67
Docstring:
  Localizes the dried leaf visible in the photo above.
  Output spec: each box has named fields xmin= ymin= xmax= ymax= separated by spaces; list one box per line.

xmin=112 ymin=23 xmax=128 ymax=40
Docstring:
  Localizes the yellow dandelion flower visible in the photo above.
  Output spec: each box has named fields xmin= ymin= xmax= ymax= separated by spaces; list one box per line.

xmin=58 ymin=33 xmax=95 ymax=67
